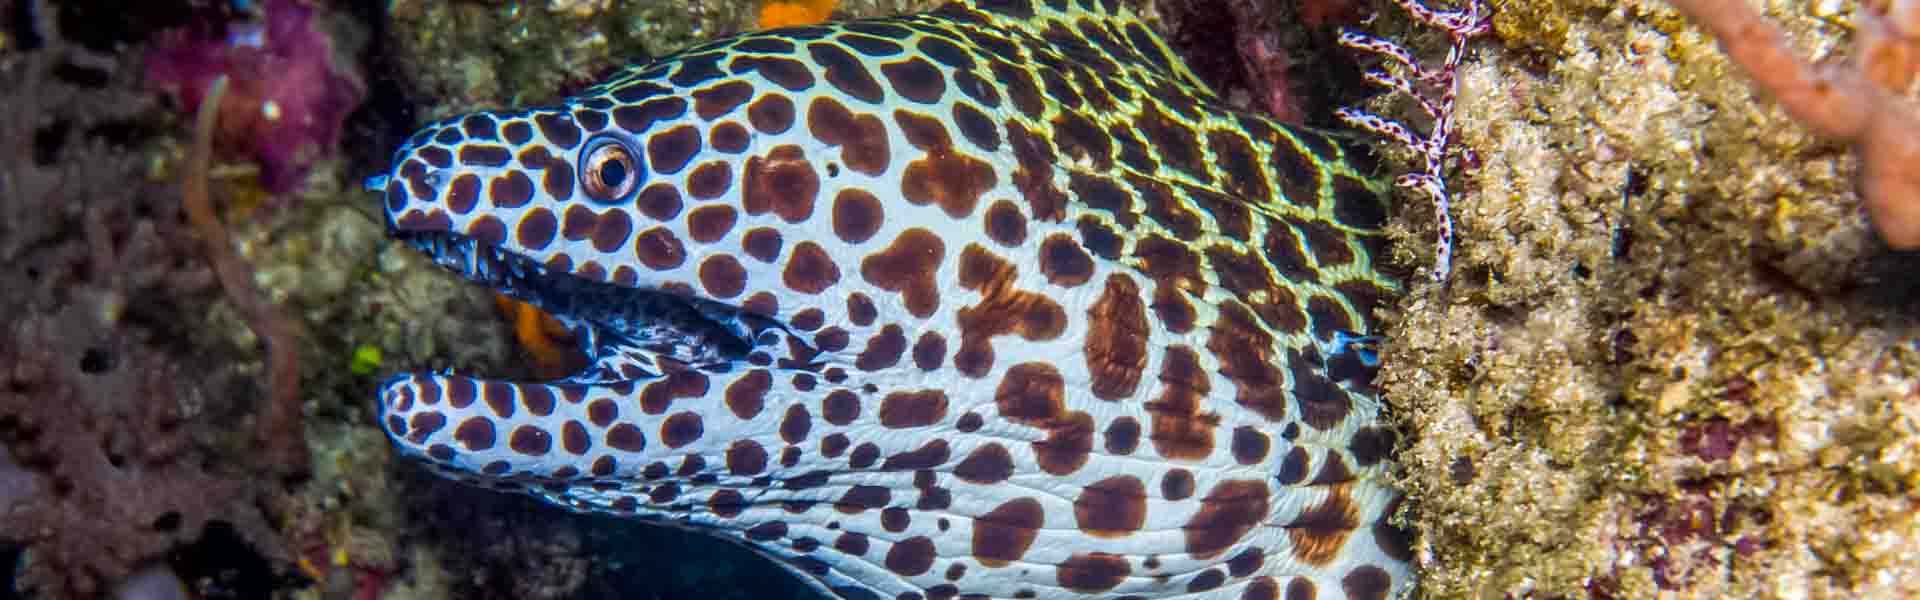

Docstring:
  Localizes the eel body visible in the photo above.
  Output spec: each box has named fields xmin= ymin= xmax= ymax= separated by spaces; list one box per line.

xmin=372 ymin=0 xmax=1411 ymax=598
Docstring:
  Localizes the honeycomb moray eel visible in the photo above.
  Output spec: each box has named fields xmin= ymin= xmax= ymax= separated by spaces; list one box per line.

xmin=371 ymin=0 xmax=1411 ymax=598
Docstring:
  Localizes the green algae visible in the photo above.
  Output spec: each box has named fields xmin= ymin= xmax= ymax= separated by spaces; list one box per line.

xmin=1355 ymin=0 xmax=1920 ymax=597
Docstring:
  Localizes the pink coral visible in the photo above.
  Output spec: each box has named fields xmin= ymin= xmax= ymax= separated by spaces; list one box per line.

xmin=145 ymin=0 xmax=364 ymax=194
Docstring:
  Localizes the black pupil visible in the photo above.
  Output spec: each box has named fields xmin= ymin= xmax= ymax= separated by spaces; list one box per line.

xmin=599 ymin=154 xmax=628 ymax=189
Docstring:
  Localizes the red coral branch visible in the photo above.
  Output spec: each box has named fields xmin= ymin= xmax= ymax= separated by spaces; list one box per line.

xmin=1667 ymin=0 xmax=1920 ymax=249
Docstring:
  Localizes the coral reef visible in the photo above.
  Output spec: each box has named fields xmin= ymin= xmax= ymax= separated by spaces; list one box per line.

xmin=1351 ymin=0 xmax=1920 ymax=596
xmin=0 ymin=3 xmax=290 ymax=595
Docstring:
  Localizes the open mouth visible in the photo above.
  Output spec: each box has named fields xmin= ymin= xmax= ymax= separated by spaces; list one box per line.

xmin=395 ymin=230 xmax=769 ymax=381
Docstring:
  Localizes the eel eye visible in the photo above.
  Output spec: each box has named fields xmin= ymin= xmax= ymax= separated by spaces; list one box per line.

xmin=580 ymin=136 xmax=642 ymax=202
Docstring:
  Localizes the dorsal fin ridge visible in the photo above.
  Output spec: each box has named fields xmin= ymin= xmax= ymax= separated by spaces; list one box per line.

xmin=933 ymin=0 xmax=1215 ymax=95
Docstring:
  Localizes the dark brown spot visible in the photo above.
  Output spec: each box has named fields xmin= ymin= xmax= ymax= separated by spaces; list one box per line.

xmin=639 ymin=371 xmax=709 ymax=415
xmin=1232 ymin=426 xmax=1270 ymax=465
xmin=836 ymin=485 xmax=892 ymax=513
xmin=726 ymin=369 xmax=772 ymax=420
xmin=955 ymin=412 xmax=983 ymax=432
xmin=535 ymin=112 xmax=582 ymax=148
xmin=1056 ymin=552 xmax=1129 ymax=592
xmin=953 ymin=443 xmax=1012 ymax=484
xmin=489 ymin=171 xmax=534 ymax=209
xmin=885 ymin=536 xmax=937 ymax=576
xmin=686 ymin=204 xmax=738 ymax=244
xmin=1350 ymin=427 xmax=1395 ymax=467
xmin=832 ymin=188 xmax=884 ymax=244
xmin=952 ymin=102 xmax=1000 ymax=151
xmin=632 ymin=226 xmax=686 ymax=270
xmin=1295 ymin=217 xmax=1356 ymax=267
xmin=1289 ymin=349 xmax=1351 ymax=430
xmin=989 ymin=60 xmax=1044 ymax=119
xmin=1138 ymin=177 xmax=1207 ymax=240
xmin=1085 ymin=273 xmax=1147 ymax=401
xmin=822 ymin=389 xmax=860 ymax=426
xmin=502 ymin=120 xmax=533 ymax=145
xmin=879 ymin=390 xmax=947 ymax=428
xmin=859 ymin=228 xmax=946 ymax=319
xmin=581 ymin=207 xmax=632 ymax=254
xmin=1007 ymin=123 xmax=1065 ymax=221
xmin=792 ymin=308 xmax=825 ymax=331
xmin=748 ymin=94 xmax=797 ymax=134
xmin=445 ymin=174 xmax=481 ymax=214
xmin=692 ymin=81 xmax=755 ymax=120
xmin=783 ymin=241 xmax=840 ymax=294
xmin=880 ymin=438 xmax=950 ymax=470
xmin=454 ymin=417 xmax=495 ymax=451
xmin=611 ymin=97 xmax=687 ymax=134
xmin=1135 ymin=102 xmax=1206 ymax=181
xmin=1208 ymin=129 xmax=1272 ymax=205
xmin=1068 ymin=172 xmax=1134 ymax=227
xmin=780 ymin=403 xmax=812 ymax=444
xmin=587 ymin=398 xmax=619 ymax=427
xmin=743 ymin=227 xmax=782 ymax=262
xmin=857 ymin=325 xmax=907 ymax=371
xmin=636 ymin=183 xmax=681 ymax=221
xmin=807 ymin=97 xmax=890 ymax=176
xmin=1037 ymin=234 xmax=1093 ymax=288
xmin=1207 ymin=303 xmax=1287 ymax=421
xmin=710 ymin=489 xmax=747 ymax=518
xmin=972 ymin=497 xmax=1042 ymax=567
xmin=458 ymin=144 xmax=511 ymax=167
xmin=731 ymin=55 xmax=815 ymax=92
xmin=606 ymin=423 xmax=646 ymax=452
xmin=835 ymin=531 xmax=871 ymax=555
xmin=1105 ymin=416 xmax=1140 ymax=455
xmin=881 ymin=506 xmax=909 ymax=531
xmin=686 ymin=161 xmax=733 ymax=199
xmin=661 ymin=411 xmax=704 ymax=448
xmin=809 ymin=42 xmax=885 ymax=103
xmin=983 ymin=200 xmax=1027 ymax=247
xmin=1342 ymin=565 xmax=1392 ymax=600
xmin=951 ymin=68 xmax=1001 ymax=108
xmin=881 ymin=57 xmax=946 ymax=104
xmin=1051 ymin=111 xmax=1110 ymax=170
xmin=560 ymin=420 xmax=590 ymax=455
xmin=699 ymin=255 xmax=747 ymax=298
xmin=1147 ymin=345 xmax=1216 ymax=461
xmin=1161 ymin=468 xmax=1195 ymax=500
xmin=742 ymin=291 xmax=779 ymax=318
xmin=746 ymin=520 xmax=788 ymax=541
xmin=955 ymin=245 xmax=1067 ymax=377
xmin=896 ymin=112 xmax=995 ymax=219
xmin=1184 ymin=479 xmax=1270 ymax=560
xmin=647 ymin=125 xmax=702 ymax=175
xmin=1075 ymin=475 xmax=1146 ymax=537
xmin=727 ymin=439 xmax=768 ymax=475
xmin=742 ymin=144 xmax=819 ymax=223
xmin=911 ymin=331 xmax=945 ymax=371
xmin=709 ymin=121 xmax=750 ymax=153
xmin=821 ymin=432 xmax=850 ymax=457
xmin=467 ymin=215 xmax=507 ymax=248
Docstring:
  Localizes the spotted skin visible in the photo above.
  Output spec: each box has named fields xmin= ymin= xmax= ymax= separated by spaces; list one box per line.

xmin=375 ymin=1 xmax=1410 ymax=599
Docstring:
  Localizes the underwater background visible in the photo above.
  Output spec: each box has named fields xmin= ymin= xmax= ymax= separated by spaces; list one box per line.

xmin=1 ymin=0 xmax=1916 ymax=598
